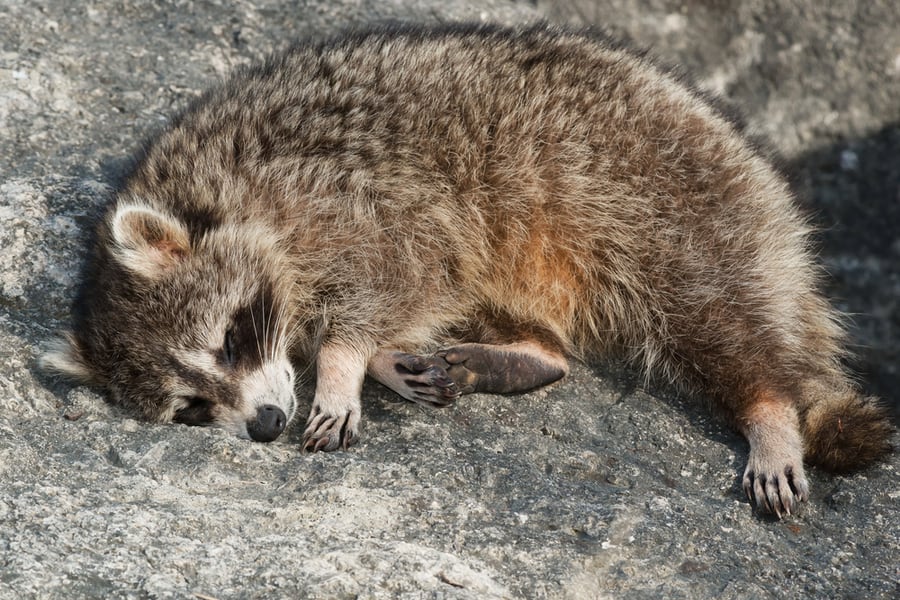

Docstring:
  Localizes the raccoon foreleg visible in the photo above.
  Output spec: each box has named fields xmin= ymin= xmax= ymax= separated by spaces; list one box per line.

xmin=303 ymin=343 xmax=366 ymax=452
xmin=368 ymin=341 xmax=568 ymax=405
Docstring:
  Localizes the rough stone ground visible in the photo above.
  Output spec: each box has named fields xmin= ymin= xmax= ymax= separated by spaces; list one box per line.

xmin=1 ymin=1 xmax=898 ymax=598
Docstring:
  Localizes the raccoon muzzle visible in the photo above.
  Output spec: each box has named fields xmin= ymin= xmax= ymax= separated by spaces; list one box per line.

xmin=247 ymin=404 xmax=287 ymax=443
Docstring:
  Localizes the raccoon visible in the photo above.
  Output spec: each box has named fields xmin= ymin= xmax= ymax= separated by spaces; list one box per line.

xmin=41 ymin=23 xmax=892 ymax=517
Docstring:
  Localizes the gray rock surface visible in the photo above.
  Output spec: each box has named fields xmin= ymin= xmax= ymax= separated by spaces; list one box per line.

xmin=1 ymin=1 xmax=898 ymax=598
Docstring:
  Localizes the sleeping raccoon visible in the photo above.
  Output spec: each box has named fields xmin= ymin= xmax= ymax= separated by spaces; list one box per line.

xmin=41 ymin=23 xmax=892 ymax=517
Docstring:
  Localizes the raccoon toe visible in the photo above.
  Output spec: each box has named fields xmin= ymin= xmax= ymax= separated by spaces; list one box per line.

xmin=742 ymin=463 xmax=809 ymax=518
xmin=302 ymin=406 xmax=359 ymax=452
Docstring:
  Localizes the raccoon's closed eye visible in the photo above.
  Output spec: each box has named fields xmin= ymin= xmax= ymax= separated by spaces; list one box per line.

xmin=173 ymin=396 xmax=214 ymax=426
xmin=223 ymin=327 xmax=237 ymax=366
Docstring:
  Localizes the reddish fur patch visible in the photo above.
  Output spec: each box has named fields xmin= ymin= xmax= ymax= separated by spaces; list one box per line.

xmin=740 ymin=389 xmax=795 ymax=426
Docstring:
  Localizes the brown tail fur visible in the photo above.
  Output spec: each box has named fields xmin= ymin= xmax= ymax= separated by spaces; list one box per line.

xmin=800 ymin=380 xmax=893 ymax=472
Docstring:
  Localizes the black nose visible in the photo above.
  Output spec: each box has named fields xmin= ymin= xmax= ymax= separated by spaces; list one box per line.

xmin=247 ymin=404 xmax=286 ymax=442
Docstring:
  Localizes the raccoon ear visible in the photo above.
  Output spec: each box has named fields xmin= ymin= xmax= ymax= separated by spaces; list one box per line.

xmin=110 ymin=203 xmax=191 ymax=279
xmin=39 ymin=332 xmax=96 ymax=383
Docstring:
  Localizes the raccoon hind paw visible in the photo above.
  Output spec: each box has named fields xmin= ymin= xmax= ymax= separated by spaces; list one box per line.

xmin=742 ymin=458 xmax=809 ymax=518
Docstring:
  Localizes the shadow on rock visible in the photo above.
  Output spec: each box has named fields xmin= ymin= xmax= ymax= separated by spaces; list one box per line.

xmin=789 ymin=123 xmax=900 ymax=420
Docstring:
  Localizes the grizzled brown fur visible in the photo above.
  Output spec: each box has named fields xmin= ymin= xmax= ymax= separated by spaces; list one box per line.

xmin=43 ymin=23 xmax=892 ymax=517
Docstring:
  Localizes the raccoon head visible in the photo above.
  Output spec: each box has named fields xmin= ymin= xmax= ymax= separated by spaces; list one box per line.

xmin=42 ymin=197 xmax=299 ymax=442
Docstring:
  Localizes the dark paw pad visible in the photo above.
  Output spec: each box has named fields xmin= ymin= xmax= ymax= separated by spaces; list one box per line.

xmin=392 ymin=353 xmax=460 ymax=408
xmin=437 ymin=344 xmax=567 ymax=395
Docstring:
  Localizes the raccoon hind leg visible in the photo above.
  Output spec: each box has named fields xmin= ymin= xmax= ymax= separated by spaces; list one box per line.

xmin=436 ymin=341 xmax=569 ymax=395
xmin=368 ymin=342 xmax=568 ymax=407
xmin=368 ymin=322 xmax=569 ymax=407
xmin=440 ymin=309 xmax=571 ymax=394
xmin=738 ymin=389 xmax=810 ymax=517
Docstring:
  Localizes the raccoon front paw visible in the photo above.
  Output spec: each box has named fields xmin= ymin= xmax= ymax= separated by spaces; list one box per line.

xmin=392 ymin=353 xmax=460 ymax=408
xmin=742 ymin=458 xmax=809 ymax=518
xmin=302 ymin=404 xmax=359 ymax=452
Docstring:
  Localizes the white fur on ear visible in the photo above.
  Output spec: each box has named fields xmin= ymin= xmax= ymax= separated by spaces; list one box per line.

xmin=109 ymin=203 xmax=191 ymax=279
xmin=39 ymin=333 xmax=96 ymax=383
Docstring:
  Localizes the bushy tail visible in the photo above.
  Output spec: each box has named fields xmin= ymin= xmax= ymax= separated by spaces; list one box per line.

xmin=801 ymin=381 xmax=894 ymax=472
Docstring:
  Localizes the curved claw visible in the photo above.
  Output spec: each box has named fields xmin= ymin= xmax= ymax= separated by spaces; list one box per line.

xmin=302 ymin=408 xmax=359 ymax=452
xmin=742 ymin=464 xmax=809 ymax=518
